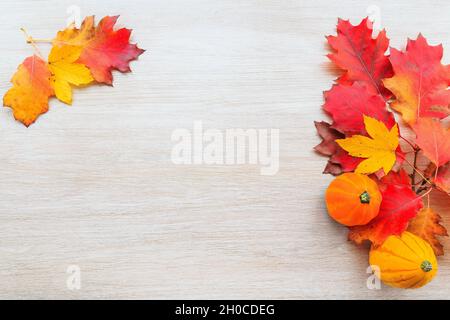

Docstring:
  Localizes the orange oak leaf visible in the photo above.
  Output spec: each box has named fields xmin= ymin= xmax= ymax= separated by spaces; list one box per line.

xmin=383 ymin=35 xmax=450 ymax=125
xmin=408 ymin=207 xmax=448 ymax=256
xmin=3 ymin=55 xmax=54 ymax=126
xmin=314 ymin=121 xmax=362 ymax=175
xmin=413 ymin=118 xmax=450 ymax=167
xmin=327 ymin=17 xmax=393 ymax=97
xmin=54 ymin=16 xmax=144 ymax=84
xmin=323 ymin=83 xmax=395 ymax=134
xmin=348 ymin=169 xmax=423 ymax=245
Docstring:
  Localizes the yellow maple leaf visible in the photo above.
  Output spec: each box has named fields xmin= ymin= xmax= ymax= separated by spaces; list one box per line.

xmin=48 ymin=45 xmax=94 ymax=104
xmin=336 ymin=116 xmax=399 ymax=174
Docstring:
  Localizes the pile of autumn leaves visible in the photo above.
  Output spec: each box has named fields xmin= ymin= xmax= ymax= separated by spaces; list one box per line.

xmin=3 ymin=16 xmax=144 ymax=126
xmin=315 ymin=18 xmax=450 ymax=286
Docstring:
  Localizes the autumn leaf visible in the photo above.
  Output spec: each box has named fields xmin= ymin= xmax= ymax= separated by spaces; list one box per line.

xmin=336 ymin=116 xmax=399 ymax=174
xmin=314 ymin=121 xmax=362 ymax=175
xmin=323 ymin=83 xmax=395 ymax=134
xmin=3 ymin=55 xmax=54 ymax=126
xmin=54 ymin=16 xmax=95 ymax=47
xmin=408 ymin=207 xmax=448 ymax=256
xmin=349 ymin=170 xmax=423 ymax=245
xmin=48 ymin=45 xmax=94 ymax=104
xmin=327 ymin=17 xmax=393 ymax=97
xmin=435 ymin=163 xmax=450 ymax=194
xmin=383 ymin=35 xmax=450 ymax=125
xmin=54 ymin=16 xmax=144 ymax=84
xmin=413 ymin=117 xmax=450 ymax=167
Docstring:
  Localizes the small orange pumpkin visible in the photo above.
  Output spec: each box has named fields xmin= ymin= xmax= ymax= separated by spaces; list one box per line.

xmin=325 ymin=172 xmax=381 ymax=226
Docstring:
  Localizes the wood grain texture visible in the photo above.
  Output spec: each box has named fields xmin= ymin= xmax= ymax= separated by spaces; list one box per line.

xmin=0 ymin=0 xmax=449 ymax=299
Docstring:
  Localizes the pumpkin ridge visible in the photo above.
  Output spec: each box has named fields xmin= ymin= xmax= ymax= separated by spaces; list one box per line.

xmin=400 ymin=235 xmax=425 ymax=261
xmin=413 ymin=272 xmax=435 ymax=289
xmin=379 ymin=268 xmax=418 ymax=273
xmin=408 ymin=277 xmax=425 ymax=289
xmin=339 ymin=174 xmax=362 ymax=189
xmin=384 ymin=277 xmax=418 ymax=288
xmin=390 ymin=274 xmax=418 ymax=283
xmin=386 ymin=272 xmax=420 ymax=284
xmin=375 ymin=247 xmax=419 ymax=265
xmin=407 ymin=231 xmax=428 ymax=257
xmin=328 ymin=200 xmax=360 ymax=218
xmin=327 ymin=188 xmax=360 ymax=197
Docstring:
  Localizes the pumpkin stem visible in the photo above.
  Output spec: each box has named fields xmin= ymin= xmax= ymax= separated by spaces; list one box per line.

xmin=420 ymin=260 xmax=433 ymax=272
xmin=359 ymin=191 xmax=370 ymax=204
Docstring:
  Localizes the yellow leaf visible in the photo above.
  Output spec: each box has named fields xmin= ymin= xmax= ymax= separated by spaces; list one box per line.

xmin=48 ymin=45 xmax=94 ymax=104
xmin=336 ymin=116 xmax=399 ymax=174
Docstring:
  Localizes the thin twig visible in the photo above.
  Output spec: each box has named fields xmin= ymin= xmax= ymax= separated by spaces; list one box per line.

xmin=411 ymin=150 xmax=418 ymax=190
xmin=398 ymin=153 xmax=433 ymax=187
xmin=399 ymin=135 xmax=416 ymax=150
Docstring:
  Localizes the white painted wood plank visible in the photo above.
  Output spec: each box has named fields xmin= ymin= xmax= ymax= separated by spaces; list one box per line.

xmin=0 ymin=0 xmax=449 ymax=299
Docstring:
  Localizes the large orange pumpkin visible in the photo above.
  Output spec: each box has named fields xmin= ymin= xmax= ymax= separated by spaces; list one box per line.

xmin=325 ymin=172 xmax=382 ymax=226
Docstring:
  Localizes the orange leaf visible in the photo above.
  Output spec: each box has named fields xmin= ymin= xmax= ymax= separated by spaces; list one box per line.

xmin=383 ymin=35 xmax=450 ymax=125
xmin=3 ymin=55 xmax=54 ymax=126
xmin=413 ymin=118 xmax=450 ymax=167
xmin=408 ymin=208 xmax=448 ymax=256
xmin=54 ymin=16 xmax=144 ymax=84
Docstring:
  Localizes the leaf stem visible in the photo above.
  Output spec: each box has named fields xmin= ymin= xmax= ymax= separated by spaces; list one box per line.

xmin=28 ymin=38 xmax=53 ymax=43
xmin=20 ymin=28 xmax=44 ymax=58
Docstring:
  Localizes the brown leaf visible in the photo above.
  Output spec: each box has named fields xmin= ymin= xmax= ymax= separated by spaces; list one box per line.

xmin=408 ymin=207 xmax=448 ymax=256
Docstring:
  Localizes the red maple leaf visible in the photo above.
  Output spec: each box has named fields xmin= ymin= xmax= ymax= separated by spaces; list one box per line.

xmin=327 ymin=17 xmax=393 ymax=98
xmin=54 ymin=16 xmax=145 ymax=84
xmin=348 ymin=169 xmax=423 ymax=245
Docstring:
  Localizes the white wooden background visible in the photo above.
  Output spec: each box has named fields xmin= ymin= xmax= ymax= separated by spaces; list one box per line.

xmin=0 ymin=0 xmax=449 ymax=299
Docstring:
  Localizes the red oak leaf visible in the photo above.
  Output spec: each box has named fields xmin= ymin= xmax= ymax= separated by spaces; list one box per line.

xmin=327 ymin=17 xmax=393 ymax=97
xmin=54 ymin=16 xmax=145 ymax=84
xmin=348 ymin=169 xmax=423 ymax=245
xmin=314 ymin=121 xmax=362 ymax=175
xmin=383 ymin=35 xmax=450 ymax=124
xmin=413 ymin=118 xmax=450 ymax=167
xmin=323 ymin=83 xmax=395 ymax=134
